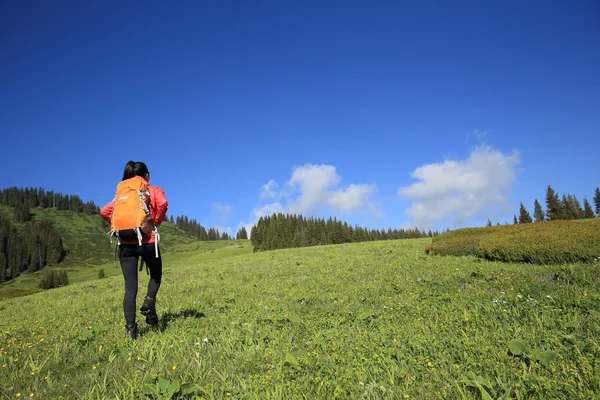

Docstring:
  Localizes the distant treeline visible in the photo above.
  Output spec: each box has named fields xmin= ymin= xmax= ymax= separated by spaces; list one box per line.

xmin=0 ymin=187 xmax=99 ymax=216
xmin=251 ymin=213 xmax=437 ymax=252
xmin=169 ymin=215 xmax=232 ymax=240
xmin=506 ymin=185 xmax=600 ymax=226
xmin=0 ymin=212 xmax=65 ymax=283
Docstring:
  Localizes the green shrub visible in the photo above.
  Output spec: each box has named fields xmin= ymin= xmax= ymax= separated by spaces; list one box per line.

xmin=426 ymin=219 xmax=600 ymax=264
xmin=38 ymin=268 xmax=69 ymax=289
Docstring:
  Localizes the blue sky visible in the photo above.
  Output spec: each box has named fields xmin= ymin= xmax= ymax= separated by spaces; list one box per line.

xmin=1 ymin=0 xmax=598 ymax=235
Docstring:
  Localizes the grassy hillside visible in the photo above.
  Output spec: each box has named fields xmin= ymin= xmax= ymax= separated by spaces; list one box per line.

xmin=0 ymin=206 xmax=251 ymax=297
xmin=426 ymin=218 xmax=600 ymax=264
xmin=1 ymin=238 xmax=598 ymax=399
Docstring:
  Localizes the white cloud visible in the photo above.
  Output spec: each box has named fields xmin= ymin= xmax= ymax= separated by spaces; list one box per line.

xmin=260 ymin=179 xmax=281 ymax=199
xmin=397 ymin=144 xmax=520 ymax=228
xmin=253 ymin=202 xmax=285 ymax=219
xmin=287 ymin=164 xmax=340 ymax=213
xmin=211 ymin=202 xmax=232 ymax=219
xmin=286 ymin=164 xmax=376 ymax=214
xmin=241 ymin=164 xmax=380 ymax=236
xmin=329 ymin=184 xmax=376 ymax=212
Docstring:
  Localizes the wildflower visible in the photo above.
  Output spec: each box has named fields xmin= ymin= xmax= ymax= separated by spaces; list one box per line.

xmin=546 ymin=295 xmax=552 ymax=299
xmin=92 ymin=366 xmax=96 ymax=370
xmin=16 ymin=394 xmax=21 ymax=397
xmin=404 ymin=395 xmax=410 ymax=399
xmin=30 ymin=394 xmax=34 ymax=398
xmin=427 ymin=362 xmax=433 ymax=367
xmin=172 ymin=365 xmax=177 ymax=371
xmin=517 ymin=294 xmax=523 ymax=299
xmin=31 ymin=371 xmax=35 ymax=375
xmin=203 ymin=338 xmax=208 ymax=343
xmin=99 ymin=345 xmax=102 ymax=351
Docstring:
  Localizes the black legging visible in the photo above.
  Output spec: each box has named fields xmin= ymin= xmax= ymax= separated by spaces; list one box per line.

xmin=119 ymin=243 xmax=162 ymax=325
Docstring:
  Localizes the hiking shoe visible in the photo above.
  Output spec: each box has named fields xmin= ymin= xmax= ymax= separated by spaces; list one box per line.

xmin=140 ymin=297 xmax=158 ymax=325
xmin=126 ymin=323 xmax=138 ymax=340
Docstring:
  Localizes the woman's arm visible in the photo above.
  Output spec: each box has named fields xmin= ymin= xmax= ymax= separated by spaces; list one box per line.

xmin=150 ymin=186 xmax=168 ymax=225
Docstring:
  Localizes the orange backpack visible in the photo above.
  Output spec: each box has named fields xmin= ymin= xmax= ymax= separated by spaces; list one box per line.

xmin=110 ymin=177 xmax=152 ymax=243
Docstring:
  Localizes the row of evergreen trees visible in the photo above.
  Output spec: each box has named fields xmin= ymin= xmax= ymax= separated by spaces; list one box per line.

xmin=236 ymin=226 xmax=248 ymax=240
xmin=513 ymin=186 xmax=599 ymax=224
xmin=0 ymin=187 xmax=99 ymax=215
xmin=0 ymin=212 xmax=65 ymax=283
xmin=251 ymin=213 xmax=437 ymax=252
xmin=170 ymin=215 xmax=231 ymax=240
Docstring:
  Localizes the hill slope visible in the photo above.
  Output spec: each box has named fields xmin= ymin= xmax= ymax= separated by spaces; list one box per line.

xmin=426 ymin=218 xmax=600 ymax=264
xmin=0 ymin=206 xmax=251 ymax=295
xmin=1 ymin=238 xmax=598 ymax=398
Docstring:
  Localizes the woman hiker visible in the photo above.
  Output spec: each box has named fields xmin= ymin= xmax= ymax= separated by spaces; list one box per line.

xmin=101 ymin=161 xmax=168 ymax=339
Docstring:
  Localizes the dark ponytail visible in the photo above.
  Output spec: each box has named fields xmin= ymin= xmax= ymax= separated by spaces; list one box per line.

xmin=122 ymin=161 xmax=136 ymax=180
xmin=133 ymin=162 xmax=149 ymax=178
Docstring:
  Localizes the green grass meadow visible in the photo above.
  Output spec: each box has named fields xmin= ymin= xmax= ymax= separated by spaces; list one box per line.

xmin=1 ymin=237 xmax=599 ymax=399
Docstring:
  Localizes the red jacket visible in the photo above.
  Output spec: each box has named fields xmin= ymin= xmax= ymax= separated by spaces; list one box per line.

xmin=101 ymin=177 xmax=168 ymax=244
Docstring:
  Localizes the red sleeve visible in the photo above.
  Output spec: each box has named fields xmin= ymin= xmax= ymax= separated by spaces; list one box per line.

xmin=100 ymin=201 xmax=114 ymax=224
xmin=150 ymin=186 xmax=168 ymax=225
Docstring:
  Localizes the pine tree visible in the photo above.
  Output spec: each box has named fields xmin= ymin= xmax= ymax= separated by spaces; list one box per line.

xmin=533 ymin=199 xmax=544 ymax=222
xmin=0 ymin=253 xmax=6 ymax=283
xmin=38 ymin=269 xmax=53 ymax=290
xmin=486 ymin=219 xmax=492 ymax=227
xmin=250 ymin=224 xmax=260 ymax=252
xmin=518 ymin=202 xmax=533 ymax=224
xmin=14 ymin=202 xmax=32 ymax=222
xmin=559 ymin=194 xmax=571 ymax=219
xmin=594 ymin=187 xmax=600 ymax=217
xmin=236 ymin=226 xmax=248 ymax=240
xmin=545 ymin=185 xmax=562 ymax=220
xmin=513 ymin=215 xmax=518 ymax=225
xmin=582 ymin=197 xmax=595 ymax=219
xmin=569 ymin=195 xmax=583 ymax=219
